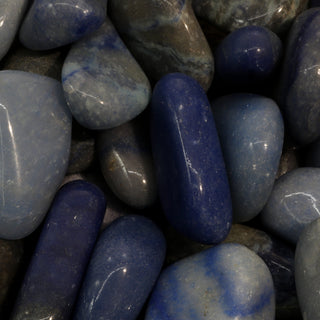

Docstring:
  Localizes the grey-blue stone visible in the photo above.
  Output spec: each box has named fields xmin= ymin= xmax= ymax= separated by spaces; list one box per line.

xmin=260 ymin=168 xmax=320 ymax=244
xmin=62 ymin=19 xmax=151 ymax=130
xmin=212 ymin=93 xmax=284 ymax=222
xmin=0 ymin=70 xmax=72 ymax=240
xmin=145 ymin=243 xmax=275 ymax=320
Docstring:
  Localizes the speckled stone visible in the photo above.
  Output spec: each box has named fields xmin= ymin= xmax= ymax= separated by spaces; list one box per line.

xmin=151 ymin=73 xmax=232 ymax=244
xmin=145 ymin=243 xmax=275 ymax=320
xmin=0 ymin=70 xmax=72 ymax=240
xmin=295 ymin=217 xmax=320 ymax=320
xmin=62 ymin=19 xmax=151 ymax=130
xmin=10 ymin=180 xmax=106 ymax=320
xmin=192 ymin=0 xmax=308 ymax=34
xmin=260 ymin=167 xmax=320 ymax=244
xmin=277 ymin=8 xmax=320 ymax=145
xmin=212 ymin=93 xmax=284 ymax=223
xmin=73 ymin=215 xmax=166 ymax=320
xmin=109 ymin=0 xmax=214 ymax=91
xmin=19 ymin=0 xmax=107 ymax=50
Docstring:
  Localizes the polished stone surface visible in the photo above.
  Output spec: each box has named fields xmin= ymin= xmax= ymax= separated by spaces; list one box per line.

xmin=212 ymin=93 xmax=284 ymax=222
xmin=109 ymin=0 xmax=214 ymax=91
xmin=151 ymin=73 xmax=232 ymax=244
xmin=295 ymin=217 xmax=320 ymax=320
xmin=192 ymin=0 xmax=308 ymax=34
xmin=62 ymin=19 xmax=151 ymax=130
xmin=73 ymin=215 xmax=166 ymax=320
xmin=145 ymin=243 xmax=275 ymax=320
xmin=0 ymin=71 xmax=72 ymax=240
xmin=277 ymin=8 xmax=320 ymax=145
xmin=260 ymin=167 xmax=320 ymax=244
xmin=19 ymin=0 xmax=107 ymax=50
xmin=10 ymin=180 xmax=106 ymax=320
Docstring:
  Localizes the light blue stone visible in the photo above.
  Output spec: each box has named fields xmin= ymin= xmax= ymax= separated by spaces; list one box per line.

xmin=0 ymin=70 xmax=72 ymax=240
xmin=145 ymin=243 xmax=275 ymax=320
xmin=212 ymin=93 xmax=284 ymax=222
xmin=62 ymin=19 xmax=151 ymax=130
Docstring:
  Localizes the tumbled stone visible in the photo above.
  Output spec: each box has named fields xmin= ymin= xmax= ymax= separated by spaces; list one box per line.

xmin=212 ymin=93 xmax=284 ymax=222
xmin=19 ymin=0 xmax=107 ymax=50
xmin=10 ymin=180 xmax=106 ymax=320
xmin=260 ymin=167 xmax=320 ymax=244
xmin=151 ymin=73 xmax=232 ymax=244
xmin=109 ymin=0 xmax=214 ymax=91
xmin=62 ymin=19 xmax=151 ymax=130
xmin=0 ymin=70 xmax=72 ymax=239
xmin=73 ymin=215 xmax=166 ymax=320
xmin=145 ymin=243 xmax=275 ymax=320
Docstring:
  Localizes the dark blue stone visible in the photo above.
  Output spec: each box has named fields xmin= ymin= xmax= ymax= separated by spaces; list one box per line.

xmin=150 ymin=73 xmax=232 ymax=244
xmin=10 ymin=180 xmax=106 ymax=320
xmin=73 ymin=215 xmax=166 ymax=320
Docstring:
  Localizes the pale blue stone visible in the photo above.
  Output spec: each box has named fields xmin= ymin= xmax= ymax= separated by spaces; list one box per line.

xmin=0 ymin=71 xmax=72 ymax=240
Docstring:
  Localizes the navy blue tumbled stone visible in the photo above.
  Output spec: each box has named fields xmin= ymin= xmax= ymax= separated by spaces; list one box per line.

xmin=73 ymin=215 xmax=166 ymax=320
xmin=150 ymin=73 xmax=232 ymax=244
xmin=10 ymin=180 xmax=106 ymax=320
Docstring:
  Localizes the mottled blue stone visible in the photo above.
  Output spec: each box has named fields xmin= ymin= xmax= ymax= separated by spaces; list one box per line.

xmin=214 ymin=26 xmax=282 ymax=87
xmin=73 ymin=215 xmax=166 ymax=320
xmin=19 ymin=0 xmax=107 ymax=50
xmin=151 ymin=73 xmax=232 ymax=244
xmin=62 ymin=19 xmax=151 ymax=130
xmin=0 ymin=71 xmax=72 ymax=240
xmin=277 ymin=8 xmax=320 ymax=145
xmin=10 ymin=180 xmax=106 ymax=320
xmin=145 ymin=243 xmax=275 ymax=320
xmin=212 ymin=93 xmax=284 ymax=223
xmin=260 ymin=167 xmax=320 ymax=244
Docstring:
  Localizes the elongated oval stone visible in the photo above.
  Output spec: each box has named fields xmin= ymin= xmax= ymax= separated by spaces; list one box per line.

xmin=62 ymin=19 xmax=151 ymax=130
xmin=10 ymin=180 xmax=106 ymax=320
xmin=73 ymin=215 xmax=166 ymax=320
xmin=151 ymin=73 xmax=232 ymax=244
xmin=145 ymin=243 xmax=275 ymax=320
xmin=109 ymin=0 xmax=214 ymax=91
xmin=260 ymin=168 xmax=320 ymax=244
xmin=19 ymin=0 xmax=107 ymax=50
xmin=0 ymin=71 xmax=72 ymax=240
xmin=212 ymin=93 xmax=284 ymax=222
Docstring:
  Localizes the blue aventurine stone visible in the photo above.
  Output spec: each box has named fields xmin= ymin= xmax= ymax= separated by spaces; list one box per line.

xmin=73 ymin=215 xmax=166 ymax=320
xmin=19 ymin=0 xmax=107 ymax=50
xmin=62 ymin=19 xmax=151 ymax=130
xmin=0 ymin=70 xmax=72 ymax=240
xmin=212 ymin=93 xmax=284 ymax=222
xmin=10 ymin=180 xmax=106 ymax=320
xmin=145 ymin=243 xmax=275 ymax=320
xmin=150 ymin=73 xmax=232 ymax=244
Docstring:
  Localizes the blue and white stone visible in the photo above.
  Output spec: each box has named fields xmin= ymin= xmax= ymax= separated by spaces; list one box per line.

xmin=0 ymin=70 xmax=72 ymax=240
xmin=19 ymin=0 xmax=107 ymax=50
xmin=145 ymin=243 xmax=275 ymax=320
xmin=62 ymin=19 xmax=151 ymax=130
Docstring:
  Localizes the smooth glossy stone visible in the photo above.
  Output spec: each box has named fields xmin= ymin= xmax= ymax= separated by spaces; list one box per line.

xmin=19 ymin=0 xmax=107 ymax=50
xmin=10 ymin=180 xmax=106 ymax=320
xmin=277 ymin=8 xmax=320 ymax=145
xmin=73 ymin=215 xmax=166 ymax=320
xmin=151 ymin=73 xmax=232 ymax=244
xmin=295 ymin=217 xmax=320 ymax=320
xmin=62 ymin=19 xmax=151 ymax=130
xmin=109 ymin=0 xmax=214 ymax=91
xmin=97 ymin=116 xmax=157 ymax=208
xmin=145 ymin=243 xmax=275 ymax=320
xmin=192 ymin=0 xmax=308 ymax=34
xmin=260 ymin=167 xmax=320 ymax=244
xmin=212 ymin=93 xmax=284 ymax=223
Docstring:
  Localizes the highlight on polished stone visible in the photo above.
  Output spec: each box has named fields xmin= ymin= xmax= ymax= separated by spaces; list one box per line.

xmin=62 ymin=18 xmax=151 ymax=130
xmin=0 ymin=70 xmax=72 ymax=240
